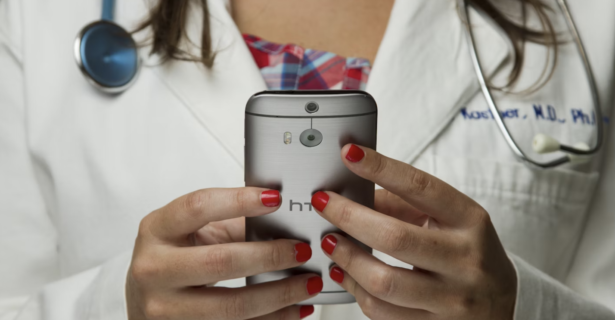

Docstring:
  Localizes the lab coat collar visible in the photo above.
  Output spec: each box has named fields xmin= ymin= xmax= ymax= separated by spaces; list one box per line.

xmin=145 ymin=0 xmax=509 ymax=167
xmin=143 ymin=0 xmax=267 ymax=168
xmin=366 ymin=0 xmax=509 ymax=163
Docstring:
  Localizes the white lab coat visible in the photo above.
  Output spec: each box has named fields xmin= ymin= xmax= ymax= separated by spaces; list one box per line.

xmin=1 ymin=0 xmax=614 ymax=319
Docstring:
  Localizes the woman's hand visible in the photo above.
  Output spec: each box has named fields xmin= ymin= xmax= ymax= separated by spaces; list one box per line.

xmin=127 ymin=187 xmax=321 ymax=320
xmin=313 ymin=144 xmax=517 ymax=320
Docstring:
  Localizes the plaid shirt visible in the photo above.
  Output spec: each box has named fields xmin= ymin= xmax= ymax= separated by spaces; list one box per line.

xmin=243 ymin=34 xmax=371 ymax=90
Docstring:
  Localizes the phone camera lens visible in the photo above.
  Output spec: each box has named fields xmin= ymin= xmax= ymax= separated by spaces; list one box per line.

xmin=300 ymin=129 xmax=323 ymax=147
xmin=305 ymin=102 xmax=319 ymax=113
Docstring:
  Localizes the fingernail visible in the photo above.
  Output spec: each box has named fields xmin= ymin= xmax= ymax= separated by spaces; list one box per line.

xmin=295 ymin=243 xmax=312 ymax=263
xmin=330 ymin=266 xmax=344 ymax=284
xmin=321 ymin=235 xmax=337 ymax=255
xmin=311 ymin=192 xmax=329 ymax=212
xmin=345 ymin=144 xmax=365 ymax=162
xmin=300 ymin=305 xmax=315 ymax=319
xmin=261 ymin=190 xmax=281 ymax=207
xmin=306 ymin=276 xmax=323 ymax=295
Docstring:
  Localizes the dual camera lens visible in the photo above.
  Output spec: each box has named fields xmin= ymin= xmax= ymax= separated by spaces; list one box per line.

xmin=298 ymin=102 xmax=322 ymax=147
xmin=305 ymin=102 xmax=319 ymax=113
xmin=300 ymin=129 xmax=323 ymax=147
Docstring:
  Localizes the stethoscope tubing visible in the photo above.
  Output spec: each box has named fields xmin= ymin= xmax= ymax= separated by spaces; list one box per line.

xmin=458 ymin=0 xmax=604 ymax=168
xmin=102 ymin=0 xmax=115 ymax=21
xmin=555 ymin=0 xmax=604 ymax=155
xmin=76 ymin=0 xmax=603 ymax=167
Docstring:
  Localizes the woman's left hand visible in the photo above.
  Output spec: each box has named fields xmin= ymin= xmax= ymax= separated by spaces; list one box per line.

xmin=312 ymin=144 xmax=517 ymax=320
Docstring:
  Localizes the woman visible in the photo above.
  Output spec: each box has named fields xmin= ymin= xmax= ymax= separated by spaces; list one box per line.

xmin=1 ymin=0 xmax=614 ymax=319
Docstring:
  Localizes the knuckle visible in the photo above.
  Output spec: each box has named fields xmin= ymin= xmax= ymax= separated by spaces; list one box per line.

xmin=233 ymin=188 xmax=250 ymax=213
xmin=336 ymin=242 xmax=357 ymax=271
xmin=450 ymin=291 xmax=479 ymax=315
xmin=279 ymin=281 xmax=296 ymax=306
xmin=472 ymin=252 xmax=490 ymax=273
xmin=358 ymin=294 xmax=380 ymax=320
xmin=456 ymin=242 xmax=490 ymax=283
xmin=130 ymin=257 xmax=159 ymax=284
xmin=143 ymin=297 xmax=168 ymax=320
xmin=276 ymin=307 xmax=294 ymax=320
xmin=405 ymin=169 xmax=432 ymax=196
xmin=475 ymin=208 xmax=492 ymax=228
xmin=366 ymin=267 xmax=396 ymax=299
xmin=205 ymin=247 xmax=234 ymax=278
xmin=223 ymin=291 xmax=246 ymax=319
xmin=336 ymin=204 xmax=354 ymax=228
xmin=369 ymin=154 xmax=388 ymax=177
xmin=379 ymin=223 xmax=413 ymax=253
xmin=183 ymin=190 xmax=209 ymax=217
xmin=137 ymin=214 xmax=155 ymax=239
xmin=347 ymin=276 xmax=360 ymax=296
xmin=466 ymin=255 xmax=490 ymax=284
xmin=264 ymin=242 xmax=284 ymax=270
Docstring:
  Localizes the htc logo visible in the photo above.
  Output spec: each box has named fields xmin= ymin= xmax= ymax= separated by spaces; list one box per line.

xmin=290 ymin=200 xmax=313 ymax=211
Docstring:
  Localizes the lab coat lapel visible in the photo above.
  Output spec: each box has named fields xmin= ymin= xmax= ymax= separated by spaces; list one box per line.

xmin=366 ymin=1 xmax=509 ymax=164
xmin=143 ymin=0 xmax=510 ymax=168
xmin=144 ymin=0 xmax=266 ymax=168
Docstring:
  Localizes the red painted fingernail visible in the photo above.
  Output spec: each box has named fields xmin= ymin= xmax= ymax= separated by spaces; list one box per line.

xmin=300 ymin=305 xmax=315 ymax=319
xmin=321 ymin=235 xmax=337 ymax=255
xmin=306 ymin=276 xmax=323 ymax=295
xmin=295 ymin=243 xmax=312 ymax=263
xmin=330 ymin=266 xmax=344 ymax=284
xmin=345 ymin=144 xmax=365 ymax=162
xmin=311 ymin=192 xmax=329 ymax=212
xmin=261 ymin=190 xmax=281 ymax=207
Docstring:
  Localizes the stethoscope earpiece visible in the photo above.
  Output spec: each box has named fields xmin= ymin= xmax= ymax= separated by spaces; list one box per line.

xmin=532 ymin=134 xmax=561 ymax=154
xmin=74 ymin=0 xmax=139 ymax=93
xmin=532 ymin=134 xmax=592 ymax=164
xmin=460 ymin=0 xmax=603 ymax=168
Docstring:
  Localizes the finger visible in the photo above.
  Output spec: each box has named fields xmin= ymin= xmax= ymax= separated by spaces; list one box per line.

xmin=323 ymin=233 xmax=443 ymax=311
xmin=341 ymin=144 xmax=483 ymax=227
xmin=313 ymin=191 xmax=461 ymax=272
xmin=249 ymin=305 xmax=315 ymax=320
xmin=333 ymin=267 xmax=433 ymax=320
xmin=188 ymin=274 xmax=322 ymax=320
xmin=152 ymin=239 xmax=313 ymax=287
xmin=149 ymin=188 xmax=281 ymax=241
xmin=374 ymin=189 xmax=428 ymax=226
xmin=194 ymin=218 xmax=246 ymax=245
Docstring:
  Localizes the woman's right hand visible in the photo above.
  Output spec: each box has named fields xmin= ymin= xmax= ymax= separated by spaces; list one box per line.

xmin=126 ymin=187 xmax=322 ymax=320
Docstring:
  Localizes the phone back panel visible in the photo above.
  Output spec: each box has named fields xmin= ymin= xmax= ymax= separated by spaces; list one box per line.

xmin=244 ymin=91 xmax=377 ymax=305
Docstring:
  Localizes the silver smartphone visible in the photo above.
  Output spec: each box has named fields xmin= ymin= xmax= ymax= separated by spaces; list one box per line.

xmin=244 ymin=90 xmax=377 ymax=305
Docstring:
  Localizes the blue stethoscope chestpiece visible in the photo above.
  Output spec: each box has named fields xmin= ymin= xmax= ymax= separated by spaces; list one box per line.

xmin=74 ymin=20 xmax=140 ymax=93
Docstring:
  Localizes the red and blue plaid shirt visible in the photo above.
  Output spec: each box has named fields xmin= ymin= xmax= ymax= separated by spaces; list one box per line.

xmin=243 ymin=34 xmax=371 ymax=90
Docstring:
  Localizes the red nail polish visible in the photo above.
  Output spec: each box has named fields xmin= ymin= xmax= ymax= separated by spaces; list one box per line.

xmin=261 ymin=190 xmax=280 ymax=207
xmin=295 ymin=243 xmax=312 ymax=263
xmin=300 ymin=305 xmax=315 ymax=319
xmin=311 ymin=192 xmax=329 ymax=212
xmin=321 ymin=235 xmax=337 ymax=255
xmin=345 ymin=144 xmax=365 ymax=162
xmin=306 ymin=276 xmax=323 ymax=295
xmin=330 ymin=266 xmax=344 ymax=284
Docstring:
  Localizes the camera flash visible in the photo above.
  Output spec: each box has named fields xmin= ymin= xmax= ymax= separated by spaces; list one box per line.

xmin=284 ymin=132 xmax=292 ymax=144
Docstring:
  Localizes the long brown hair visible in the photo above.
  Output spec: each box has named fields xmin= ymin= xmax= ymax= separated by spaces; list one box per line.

xmin=134 ymin=0 xmax=557 ymax=92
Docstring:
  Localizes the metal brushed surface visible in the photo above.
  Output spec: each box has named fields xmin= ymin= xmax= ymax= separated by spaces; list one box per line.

xmin=246 ymin=91 xmax=377 ymax=117
xmin=244 ymin=92 xmax=377 ymax=305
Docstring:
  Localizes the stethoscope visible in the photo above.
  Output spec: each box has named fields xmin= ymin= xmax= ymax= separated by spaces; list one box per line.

xmin=74 ymin=0 xmax=604 ymax=168
xmin=459 ymin=0 xmax=604 ymax=168
xmin=74 ymin=0 xmax=140 ymax=93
